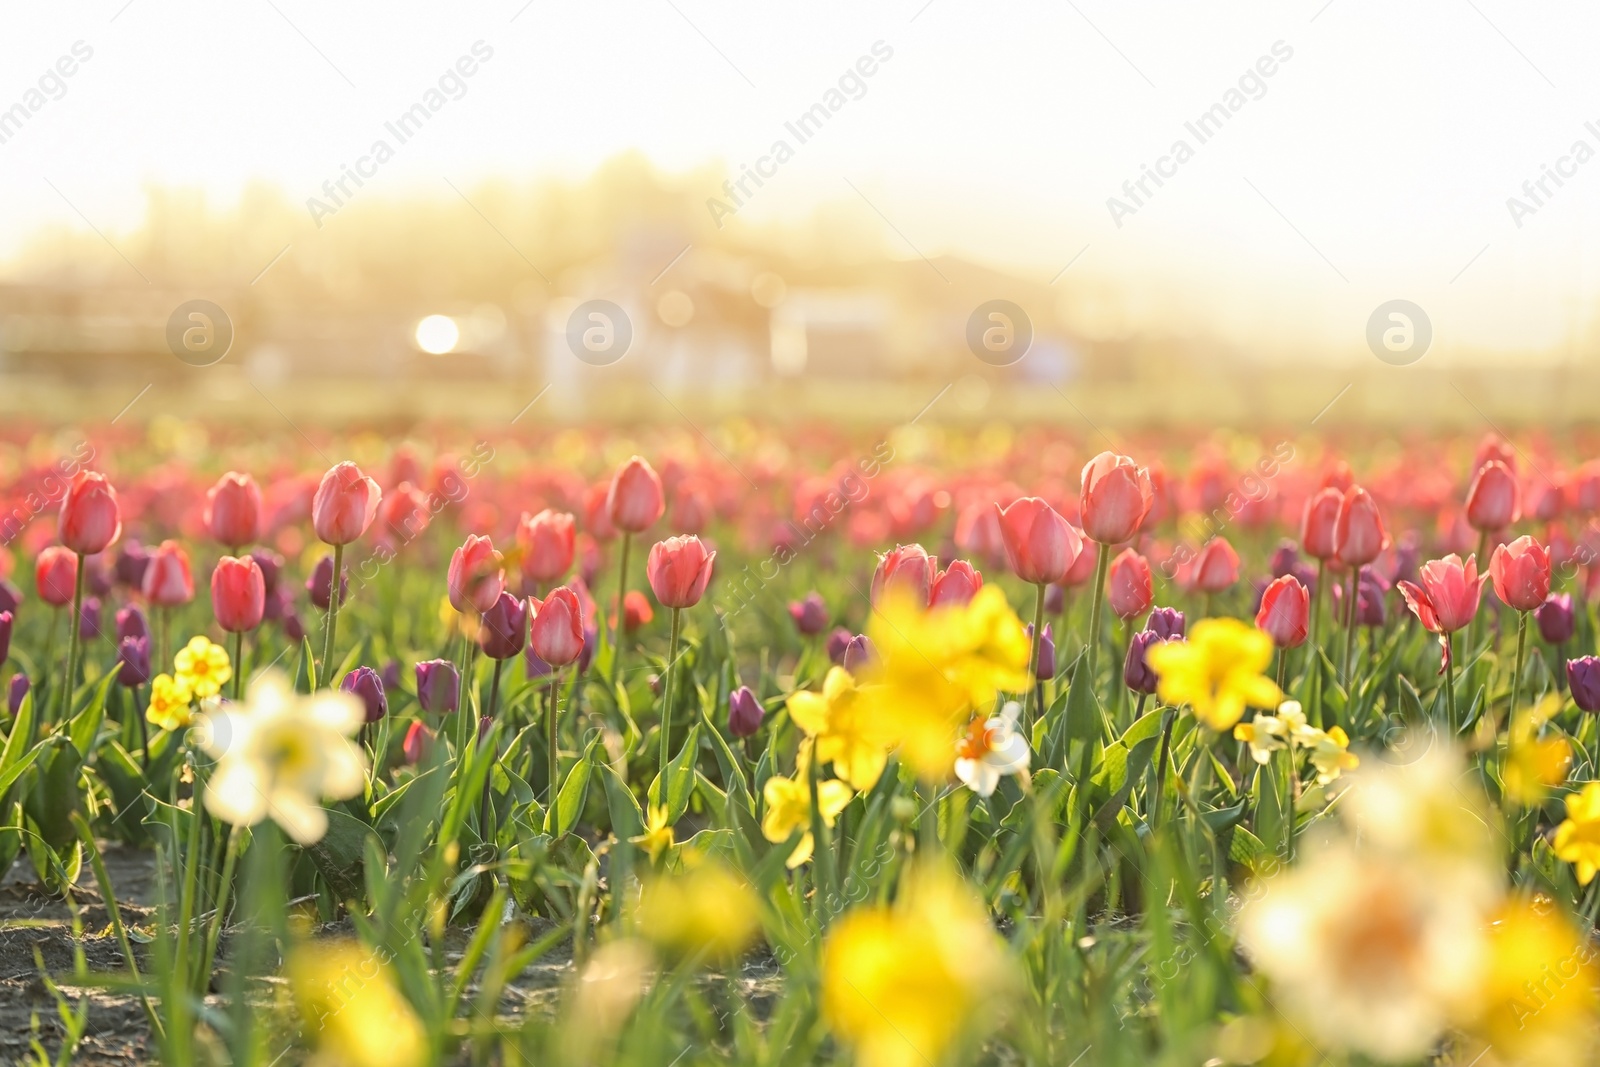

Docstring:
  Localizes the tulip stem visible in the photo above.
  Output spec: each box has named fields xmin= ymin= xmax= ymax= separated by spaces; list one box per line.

xmin=60 ymin=552 xmax=85 ymax=722
xmin=320 ymin=543 xmax=344 ymax=687
xmin=487 ymin=657 xmax=505 ymax=722
xmin=808 ymin=742 xmax=838 ymax=917
xmin=1152 ymin=705 xmax=1175 ymax=829
xmin=1309 ymin=560 xmax=1326 ymax=729
xmin=230 ymin=630 xmax=244 ymax=702
xmin=1024 ymin=582 xmax=1047 ymax=733
xmin=659 ymin=607 xmax=682 ymax=778
xmin=547 ymin=669 xmax=562 ymax=807
xmin=1341 ymin=568 xmax=1358 ymax=690
xmin=1086 ymin=543 xmax=1110 ymax=684
xmin=1444 ymin=633 xmax=1459 ymax=731
xmin=609 ymin=532 xmax=632 ymax=690
xmin=1510 ymin=611 xmax=1529 ymax=718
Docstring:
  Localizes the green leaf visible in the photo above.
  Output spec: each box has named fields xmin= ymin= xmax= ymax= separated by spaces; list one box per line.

xmin=648 ymin=723 xmax=700 ymax=824
xmin=22 ymin=737 xmax=82 ymax=850
xmin=597 ymin=759 xmax=645 ymax=839
xmin=304 ymin=806 xmax=381 ymax=905
xmin=544 ymin=745 xmax=594 ymax=838
xmin=67 ymin=672 xmax=116 ymax=759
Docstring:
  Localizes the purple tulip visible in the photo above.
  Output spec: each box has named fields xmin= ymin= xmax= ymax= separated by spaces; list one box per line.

xmin=825 ymin=627 xmax=853 ymax=665
xmin=0 ymin=611 xmax=11 ymax=665
xmin=1537 ymin=593 xmax=1575 ymax=645
xmin=414 ymin=658 xmax=460 ymax=715
xmin=1125 ymin=629 xmax=1163 ymax=694
xmin=1269 ymin=540 xmax=1300 ymax=579
xmin=1393 ymin=531 xmax=1422 ymax=587
xmin=1043 ymin=582 xmax=1065 ymax=615
xmin=282 ymin=610 xmax=306 ymax=643
xmin=341 ymin=665 xmax=389 ymax=723
xmin=1026 ymin=622 xmax=1055 ymax=680
xmin=78 ymin=596 xmax=102 ymax=641
xmin=117 ymin=635 xmax=151 ymax=687
xmin=116 ymin=605 xmax=149 ymax=641
xmin=381 ymin=659 xmax=402 ymax=693
xmin=8 ymin=673 xmax=29 ymax=715
xmin=477 ymin=591 xmax=528 ymax=660
xmin=728 ymin=685 xmax=763 ymax=737
xmin=577 ymin=622 xmax=598 ymax=675
xmin=85 ymin=555 xmax=113 ymax=597
xmin=1145 ymin=607 xmax=1185 ymax=640
xmin=307 ymin=554 xmax=347 ymax=610
xmin=1332 ymin=568 xmax=1388 ymax=628
xmin=251 ymin=548 xmax=284 ymax=598
xmin=787 ymin=592 xmax=829 ymax=636
xmin=0 ymin=579 xmax=20 ymax=616
xmin=1569 ymin=657 xmax=1600 ymax=713
xmin=842 ymin=634 xmax=876 ymax=675
xmin=525 ymin=643 xmax=552 ymax=680
xmin=115 ymin=541 xmax=150 ymax=589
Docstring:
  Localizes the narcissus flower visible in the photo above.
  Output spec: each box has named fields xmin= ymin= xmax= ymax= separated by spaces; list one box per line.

xmin=761 ymin=744 xmax=852 ymax=868
xmin=822 ymin=863 xmax=1014 ymax=1067
xmin=1466 ymin=899 xmax=1600 ymax=1065
xmin=174 ymin=635 xmax=232 ymax=699
xmin=145 ymin=673 xmax=194 ymax=732
xmin=630 ymin=803 xmax=675 ymax=863
xmin=1307 ymin=725 xmax=1358 ymax=785
xmin=1233 ymin=713 xmax=1287 ymax=764
xmin=1145 ymin=617 xmax=1282 ymax=731
xmin=197 ymin=670 xmax=366 ymax=845
xmin=953 ymin=701 xmax=1030 ymax=796
xmin=1553 ymin=781 xmax=1600 ymax=885
xmin=286 ymin=940 xmax=425 ymax=1067
xmin=788 ymin=666 xmax=889 ymax=792
xmin=635 ymin=862 xmax=761 ymax=963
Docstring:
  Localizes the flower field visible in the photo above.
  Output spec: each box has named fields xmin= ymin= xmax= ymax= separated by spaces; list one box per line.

xmin=4 ymin=422 xmax=1600 ymax=1066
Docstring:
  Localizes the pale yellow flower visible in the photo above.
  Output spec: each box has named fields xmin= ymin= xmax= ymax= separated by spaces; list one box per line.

xmin=286 ymin=940 xmax=425 ymax=1067
xmin=1307 ymin=725 xmax=1358 ymax=785
xmin=1233 ymin=713 xmax=1287 ymax=765
xmin=788 ymin=666 xmax=889 ymax=792
xmin=629 ymin=804 xmax=674 ymax=863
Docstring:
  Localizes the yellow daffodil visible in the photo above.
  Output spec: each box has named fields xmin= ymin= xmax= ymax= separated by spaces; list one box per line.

xmin=287 ymin=940 xmax=426 ymax=1067
xmin=174 ymin=634 xmax=232 ymax=699
xmin=1553 ymin=781 xmax=1600 ymax=885
xmin=197 ymin=670 xmax=366 ymax=845
xmin=1233 ymin=713 xmax=1287 ymax=764
xmin=630 ymin=803 xmax=675 ymax=863
xmin=822 ymin=863 xmax=1014 ymax=1067
xmin=145 ymin=672 xmax=194 ymax=732
xmin=787 ymin=667 xmax=889 ymax=792
xmin=1503 ymin=695 xmax=1573 ymax=807
xmin=859 ymin=585 xmax=1032 ymax=781
xmin=636 ymin=862 xmax=761 ymax=963
xmin=761 ymin=745 xmax=853 ymax=868
xmin=1465 ymin=898 xmax=1600 ymax=1066
xmin=1145 ymin=617 xmax=1282 ymax=731
xmin=1308 ymin=725 xmax=1358 ymax=785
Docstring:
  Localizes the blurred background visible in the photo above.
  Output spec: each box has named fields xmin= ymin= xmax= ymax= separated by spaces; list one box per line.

xmin=2 ymin=1 xmax=1598 ymax=427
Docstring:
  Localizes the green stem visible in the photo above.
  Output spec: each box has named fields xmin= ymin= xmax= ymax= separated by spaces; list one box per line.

xmin=1152 ymin=705 xmax=1175 ymax=828
xmin=1510 ymin=611 xmax=1529 ymax=718
xmin=1310 ymin=559 xmax=1327 ymax=729
xmin=547 ymin=670 xmax=562 ymax=806
xmin=72 ymin=813 xmax=164 ymax=1039
xmin=230 ymin=629 xmax=245 ymax=702
xmin=1024 ymin=581 xmax=1047 ymax=733
xmin=1342 ymin=567 xmax=1358 ymax=693
xmin=808 ymin=743 xmax=837 ymax=920
xmin=61 ymin=552 xmax=85 ymax=722
xmin=609 ymin=532 xmax=632 ymax=689
xmin=487 ymin=656 xmax=505 ymax=721
xmin=1085 ymin=543 xmax=1110 ymax=684
xmin=195 ymin=824 xmax=242 ymax=998
xmin=1444 ymin=632 xmax=1459 ymax=731
xmin=659 ymin=607 xmax=681 ymax=777
xmin=320 ymin=543 xmax=344 ymax=686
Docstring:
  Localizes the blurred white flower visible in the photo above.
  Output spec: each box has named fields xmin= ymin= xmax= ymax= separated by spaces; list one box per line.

xmin=954 ymin=701 xmax=1030 ymax=797
xmin=197 ymin=670 xmax=366 ymax=845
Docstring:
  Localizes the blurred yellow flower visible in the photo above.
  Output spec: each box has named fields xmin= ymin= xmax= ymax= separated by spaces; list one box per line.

xmin=1146 ymin=618 xmax=1281 ymax=731
xmin=286 ymin=940 xmax=425 ymax=1067
xmin=145 ymin=673 xmax=193 ymax=732
xmin=636 ymin=862 xmax=761 ymax=962
xmin=1307 ymin=725 xmax=1358 ymax=785
xmin=1504 ymin=695 xmax=1572 ymax=807
xmin=821 ymin=863 xmax=1013 ymax=1067
xmin=629 ymin=804 xmax=674 ymax=863
xmin=174 ymin=634 xmax=232 ymax=699
xmin=859 ymin=585 xmax=1031 ymax=781
xmin=1464 ymin=898 xmax=1600 ymax=1066
xmin=1338 ymin=745 xmax=1502 ymax=883
xmin=761 ymin=745 xmax=852 ymax=869
xmin=439 ymin=595 xmax=477 ymax=638
xmin=1553 ymin=781 xmax=1600 ymax=885
xmin=788 ymin=667 xmax=888 ymax=792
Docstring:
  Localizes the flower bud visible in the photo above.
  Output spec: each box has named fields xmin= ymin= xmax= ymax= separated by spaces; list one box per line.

xmin=415 ymin=659 xmax=459 ymax=715
xmin=728 ymin=685 xmax=763 ymax=737
xmin=788 ymin=592 xmax=829 ymax=635
xmin=1537 ymin=593 xmax=1575 ymax=645
xmin=340 ymin=665 xmax=388 ymax=723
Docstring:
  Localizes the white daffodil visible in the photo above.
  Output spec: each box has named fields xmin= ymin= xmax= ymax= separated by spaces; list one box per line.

xmin=1232 ymin=713 xmax=1286 ymax=764
xmin=954 ymin=701 xmax=1030 ymax=797
xmin=1307 ymin=725 xmax=1359 ymax=785
xmin=196 ymin=670 xmax=367 ymax=845
xmin=1275 ymin=699 xmax=1320 ymax=745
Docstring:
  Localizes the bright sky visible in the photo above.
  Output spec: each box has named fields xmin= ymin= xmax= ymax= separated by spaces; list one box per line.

xmin=1 ymin=0 xmax=1597 ymax=360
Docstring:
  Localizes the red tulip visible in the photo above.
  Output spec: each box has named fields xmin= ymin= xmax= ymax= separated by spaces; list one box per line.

xmin=211 ymin=555 xmax=266 ymax=633
xmin=1490 ymin=535 xmax=1551 ymax=612
xmin=1398 ymin=554 xmax=1486 ymax=634
xmin=1191 ymin=537 xmax=1239 ymax=593
xmin=607 ymin=456 xmax=665 ymax=534
xmin=530 ymin=586 xmax=586 ymax=666
xmin=1255 ymin=574 xmax=1310 ymax=648
xmin=930 ymin=560 xmax=983 ymax=607
xmin=1300 ymin=487 xmax=1343 ymax=561
xmin=311 ymin=461 xmax=381 ymax=546
xmin=142 ymin=540 xmax=194 ymax=607
xmin=204 ymin=471 xmax=262 ymax=548
xmin=1465 ymin=460 xmax=1520 ymax=532
xmin=622 ymin=589 xmax=654 ymax=632
xmin=646 ymin=535 xmax=716 ymax=609
xmin=670 ymin=484 xmax=711 ymax=535
xmin=1334 ymin=487 xmax=1388 ymax=567
xmin=1061 ymin=531 xmax=1098 ymax=586
xmin=35 ymin=546 xmax=77 ymax=606
xmin=517 ymin=509 xmax=576 ymax=585
xmin=954 ymin=501 xmax=1005 ymax=565
xmin=996 ymin=498 xmax=1083 ymax=585
xmin=1107 ymin=548 xmax=1153 ymax=619
xmin=58 ymin=470 xmax=121 ymax=556
xmin=403 ymin=720 xmax=434 ymax=765
xmin=871 ymin=544 xmax=936 ymax=607
xmin=379 ymin=482 xmax=431 ymax=542
xmin=1079 ymin=452 xmax=1153 ymax=545
xmin=448 ymin=535 xmax=505 ymax=615
xmin=583 ymin=483 xmax=618 ymax=542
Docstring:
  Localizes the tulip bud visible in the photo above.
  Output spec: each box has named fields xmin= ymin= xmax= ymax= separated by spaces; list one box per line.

xmin=530 ymin=587 xmax=585 ymax=667
xmin=517 ymin=509 xmax=577 ymax=585
xmin=1124 ymin=629 xmax=1162 ymax=693
xmin=478 ymin=591 xmax=529 ymax=661
xmin=996 ymin=498 xmax=1082 ymax=585
xmin=0 ymin=611 xmax=11 ymax=664
xmin=36 ymin=546 xmax=77 ymax=606
xmin=307 ymin=554 xmax=347 ymax=610
xmin=1146 ymin=606 xmax=1186 ymax=640
xmin=825 ymin=627 xmax=853 ymax=665
xmin=212 ymin=555 xmax=267 ymax=633
xmin=115 ymin=541 xmax=150 ymax=590
xmin=78 ymin=596 xmax=101 ymax=641
xmin=282 ymin=610 xmax=306 ymax=643
xmin=205 ymin=471 xmax=263 ymax=548
xmin=788 ymin=591 xmax=829 ymax=635
xmin=929 ymin=561 xmax=983 ymax=607
xmin=402 ymin=720 xmax=434 ymax=765
xmin=411 ymin=659 xmax=459 ymax=714
xmin=1079 ymin=452 xmax=1154 ymax=545
xmin=1026 ymin=622 xmax=1056 ymax=680
xmin=871 ymin=544 xmax=936 ymax=607
xmin=117 ymin=635 xmax=151 ymax=687
xmin=340 ymin=665 xmax=388 ymax=723
xmin=842 ymin=634 xmax=876 ymax=675
xmin=1255 ymin=575 xmax=1309 ymax=648
xmin=8 ymin=673 xmax=29 ymax=715
xmin=250 ymin=548 xmax=284 ymax=598
xmin=1268 ymin=540 xmax=1301 ymax=578
xmin=646 ymin=535 xmax=716 ymax=609
xmin=1300 ymin=488 xmax=1343 ymax=561
xmin=607 ymin=457 xmax=666 ymax=534
xmin=1334 ymin=487 xmax=1388 ymax=567
xmin=58 ymin=471 xmax=121 ymax=556
xmin=448 ymin=535 xmax=506 ymax=615
xmin=1569 ymin=656 xmax=1600 ymax=713
xmin=1490 ymin=535 xmax=1551 ymax=613
xmin=621 ymin=589 xmax=653 ymax=632
xmin=1466 ymin=460 xmax=1520 ymax=532
xmin=84 ymin=556 xmax=112 ymax=597
xmin=1107 ymin=548 xmax=1153 ymax=620
xmin=728 ymin=685 xmax=764 ymax=737
xmin=381 ymin=659 xmax=402 ymax=693
xmin=142 ymin=541 xmax=194 ymax=607
xmin=1191 ymin=538 xmax=1240 ymax=593
xmin=311 ymin=461 xmax=381 ymax=546
xmin=1044 ymin=582 xmax=1065 ymax=614
xmin=1536 ymin=593 xmax=1575 ymax=645
xmin=116 ymin=606 xmax=149 ymax=642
